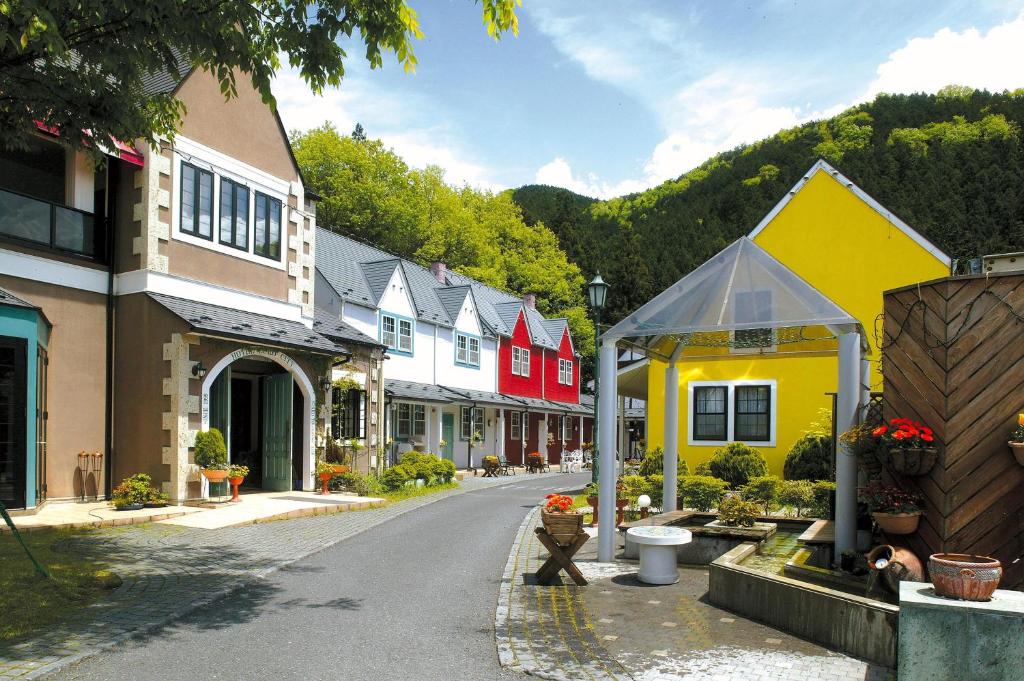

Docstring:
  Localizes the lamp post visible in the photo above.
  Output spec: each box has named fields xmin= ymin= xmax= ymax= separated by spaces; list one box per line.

xmin=586 ymin=272 xmax=609 ymax=484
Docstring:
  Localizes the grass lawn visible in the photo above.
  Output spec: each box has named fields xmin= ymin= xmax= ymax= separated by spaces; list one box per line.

xmin=380 ymin=481 xmax=459 ymax=503
xmin=0 ymin=529 xmax=120 ymax=642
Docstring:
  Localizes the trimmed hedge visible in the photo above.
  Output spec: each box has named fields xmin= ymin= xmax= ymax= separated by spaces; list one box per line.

xmin=704 ymin=443 xmax=768 ymax=488
xmin=783 ymin=434 xmax=833 ymax=481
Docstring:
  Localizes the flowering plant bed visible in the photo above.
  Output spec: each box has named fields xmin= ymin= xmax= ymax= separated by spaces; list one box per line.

xmin=871 ymin=418 xmax=938 ymax=475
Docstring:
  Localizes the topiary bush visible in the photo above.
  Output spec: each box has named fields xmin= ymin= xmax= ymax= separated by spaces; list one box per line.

xmin=637 ymin=447 xmax=687 ymax=478
xmin=381 ymin=464 xmax=414 ymax=491
xmin=705 ymin=443 xmax=768 ymax=488
xmin=742 ymin=475 xmax=781 ymax=514
xmin=432 ymin=458 xmax=456 ymax=483
xmin=399 ymin=451 xmax=440 ymax=482
xmin=678 ymin=475 xmax=728 ymax=511
xmin=778 ymin=479 xmax=815 ymax=517
xmin=193 ymin=429 xmax=227 ymax=469
xmin=808 ymin=480 xmax=836 ymax=519
xmin=783 ymin=434 xmax=833 ymax=481
xmin=717 ymin=495 xmax=759 ymax=527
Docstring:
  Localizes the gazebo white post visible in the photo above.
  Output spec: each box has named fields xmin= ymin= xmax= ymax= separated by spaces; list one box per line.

xmin=835 ymin=332 xmax=861 ymax=558
xmin=859 ymin=358 xmax=871 ymax=423
xmin=662 ymin=360 xmax=680 ymax=512
xmin=597 ymin=339 xmax=619 ymax=562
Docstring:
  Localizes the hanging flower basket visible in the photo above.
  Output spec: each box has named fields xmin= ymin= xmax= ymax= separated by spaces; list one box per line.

xmin=1008 ymin=442 xmax=1024 ymax=466
xmin=889 ymin=447 xmax=938 ymax=477
xmin=929 ymin=553 xmax=1002 ymax=601
xmin=871 ymin=511 xmax=922 ymax=535
xmin=870 ymin=418 xmax=938 ymax=476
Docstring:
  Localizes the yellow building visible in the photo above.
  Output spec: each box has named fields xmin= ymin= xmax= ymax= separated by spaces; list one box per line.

xmin=643 ymin=160 xmax=950 ymax=476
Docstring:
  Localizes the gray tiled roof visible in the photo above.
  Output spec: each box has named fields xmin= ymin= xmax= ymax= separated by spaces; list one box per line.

xmin=312 ymin=309 xmax=381 ymax=348
xmin=440 ymin=386 xmax=527 ymax=408
xmin=0 ymin=287 xmax=36 ymax=309
xmin=140 ymin=47 xmax=193 ymax=96
xmin=433 ymin=286 xmax=471 ymax=328
xmin=384 ymin=379 xmax=454 ymax=403
xmin=149 ymin=293 xmax=348 ymax=357
xmin=360 ymin=259 xmax=401 ymax=306
xmin=316 ymin=228 xmax=565 ymax=347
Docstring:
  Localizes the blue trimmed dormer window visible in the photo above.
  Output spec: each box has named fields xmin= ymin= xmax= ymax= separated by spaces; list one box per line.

xmin=381 ymin=312 xmax=413 ymax=355
xmin=455 ymin=332 xmax=480 ymax=368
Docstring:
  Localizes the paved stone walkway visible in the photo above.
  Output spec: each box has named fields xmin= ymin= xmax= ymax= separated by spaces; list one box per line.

xmin=497 ymin=507 xmax=893 ymax=681
xmin=0 ymin=475 xmax=536 ymax=680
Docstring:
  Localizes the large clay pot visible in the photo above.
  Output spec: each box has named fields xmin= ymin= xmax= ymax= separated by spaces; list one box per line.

xmin=872 ymin=511 xmax=921 ymax=535
xmin=867 ymin=544 xmax=925 ymax=593
xmin=318 ymin=471 xmax=333 ymax=495
xmin=228 ymin=476 xmax=244 ymax=503
xmin=541 ymin=510 xmax=583 ymax=546
xmin=1008 ymin=442 xmax=1024 ymax=466
xmin=201 ymin=468 xmax=230 ymax=484
xmin=889 ymin=447 xmax=938 ymax=476
xmin=929 ymin=553 xmax=1002 ymax=601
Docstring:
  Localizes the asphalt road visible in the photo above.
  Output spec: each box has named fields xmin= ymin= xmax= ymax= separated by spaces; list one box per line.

xmin=51 ymin=473 xmax=591 ymax=681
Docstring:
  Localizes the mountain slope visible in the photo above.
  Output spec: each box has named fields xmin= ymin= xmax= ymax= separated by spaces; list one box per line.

xmin=512 ymin=87 xmax=1024 ymax=323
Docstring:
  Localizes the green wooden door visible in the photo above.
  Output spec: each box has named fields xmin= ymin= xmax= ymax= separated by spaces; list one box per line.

xmin=441 ymin=413 xmax=454 ymax=461
xmin=208 ymin=369 xmax=232 ymax=497
xmin=262 ymin=374 xmax=293 ymax=491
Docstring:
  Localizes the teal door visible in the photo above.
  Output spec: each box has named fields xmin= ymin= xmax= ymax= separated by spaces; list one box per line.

xmin=441 ymin=414 xmax=454 ymax=461
xmin=262 ymin=374 xmax=293 ymax=491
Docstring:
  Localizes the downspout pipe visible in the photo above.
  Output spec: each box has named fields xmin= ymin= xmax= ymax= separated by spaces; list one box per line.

xmin=103 ymin=161 xmax=117 ymax=499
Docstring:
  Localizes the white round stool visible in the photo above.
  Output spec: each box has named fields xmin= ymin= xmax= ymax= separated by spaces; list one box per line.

xmin=627 ymin=526 xmax=692 ymax=585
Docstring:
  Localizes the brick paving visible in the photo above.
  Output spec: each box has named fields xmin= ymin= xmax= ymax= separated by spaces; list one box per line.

xmin=0 ymin=474 xmax=532 ymax=680
xmin=497 ymin=507 xmax=894 ymax=681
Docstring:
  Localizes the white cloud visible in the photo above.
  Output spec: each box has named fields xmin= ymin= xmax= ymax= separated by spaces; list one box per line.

xmin=534 ymin=157 xmax=648 ymax=199
xmin=273 ymin=67 xmax=501 ymax=190
xmin=865 ymin=15 xmax=1024 ymax=99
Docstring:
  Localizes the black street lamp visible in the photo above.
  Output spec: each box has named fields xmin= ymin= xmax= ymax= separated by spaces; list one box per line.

xmin=586 ymin=272 xmax=609 ymax=484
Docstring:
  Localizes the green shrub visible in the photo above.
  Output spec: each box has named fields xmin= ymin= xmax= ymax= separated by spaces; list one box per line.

xmin=705 ymin=443 xmax=768 ymax=488
xmin=193 ymin=429 xmax=227 ymax=469
xmin=678 ymin=475 xmax=728 ymax=511
xmin=432 ymin=458 xmax=456 ymax=483
xmin=381 ymin=464 xmax=414 ymax=492
xmin=808 ymin=480 xmax=836 ymax=519
xmin=783 ymin=434 xmax=833 ymax=481
xmin=637 ymin=447 xmax=687 ymax=478
xmin=742 ymin=475 xmax=781 ymax=514
xmin=111 ymin=473 xmax=152 ymax=508
xmin=778 ymin=479 xmax=815 ymax=517
xmin=717 ymin=495 xmax=759 ymax=527
xmin=399 ymin=451 xmax=440 ymax=481
xmin=333 ymin=471 xmax=383 ymax=497
xmin=618 ymin=475 xmax=654 ymax=506
xmin=646 ymin=475 xmax=664 ymax=509
xmin=694 ymin=461 xmax=712 ymax=476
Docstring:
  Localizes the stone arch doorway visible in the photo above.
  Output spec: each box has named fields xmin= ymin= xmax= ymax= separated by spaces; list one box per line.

xmin=201 ymin=348 xmax=314 ymax=492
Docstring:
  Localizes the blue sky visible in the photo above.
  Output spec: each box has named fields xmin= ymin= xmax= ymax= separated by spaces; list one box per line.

xmin=275 ymin=1 xmax=1024 ymax=198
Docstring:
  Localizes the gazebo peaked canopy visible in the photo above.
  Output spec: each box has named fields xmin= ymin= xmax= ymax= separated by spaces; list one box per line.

xmin=602 ymin=237 xmax=860 ymax=355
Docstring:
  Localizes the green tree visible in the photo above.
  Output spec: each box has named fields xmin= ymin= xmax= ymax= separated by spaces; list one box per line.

xmin=1 ymin=0 xmax=519 ymax=153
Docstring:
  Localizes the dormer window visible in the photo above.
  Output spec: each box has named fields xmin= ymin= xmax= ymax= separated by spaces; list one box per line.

xmin=455 ymin=332 xmax=480 ymax=368
xmin=381 ymin=313 xmax=413 ymax=355
xmin=558 ymin=358 xmax=573 ymax=385
xmin=512 ymin=346 xmax=530 ymax=377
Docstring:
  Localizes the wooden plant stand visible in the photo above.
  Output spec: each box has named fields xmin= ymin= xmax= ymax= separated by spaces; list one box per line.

xmin=534 ymin=527 xmax=589 ymax=586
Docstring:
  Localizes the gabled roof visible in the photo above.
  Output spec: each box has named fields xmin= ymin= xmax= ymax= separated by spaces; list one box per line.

xmin=312 ymin=309 xmax=382 ymax=348
xmin=315 ymin=228 xmax=566 ymax=346
xmin=150 ymin=293 xmax=348 ymax=357
xmin=748 ymin=159 xmax=951 ymax=267
xmin=360 ymin=259 xmax=402 ymax=306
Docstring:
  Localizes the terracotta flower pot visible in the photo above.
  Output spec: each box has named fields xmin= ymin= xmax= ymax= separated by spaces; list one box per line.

xmin=318 ymin=471 xmax=333 ymax=495
xmin=872 ymin=511 xmax=921 ymax=535
xmin=889 ymin=447 xmax=938 ymax=476
xmin=1008 ymin=442 xmax=1024 ymax=466
xmin=867 ymin=544 xmax=925 ymax=593
xmin=201 ymin=468 xmax=230 ymax=484
xmin=541 ymin=509 xmax=583 ymax=546
xmin=929 ymin=553 xmax=1002 ymax=601
xmin=228 ymin=476 xmax=244 ymax=503
xmin=330 ymin=464 xmax=349 ymax=475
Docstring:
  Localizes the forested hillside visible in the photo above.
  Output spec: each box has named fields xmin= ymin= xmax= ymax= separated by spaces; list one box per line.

xmin=512 ymin=86 xmax=1024 ymax=324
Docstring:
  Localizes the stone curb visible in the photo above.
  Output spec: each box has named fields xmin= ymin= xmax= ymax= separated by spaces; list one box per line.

xmin=9 ymin=476 xmax=524 ymax=680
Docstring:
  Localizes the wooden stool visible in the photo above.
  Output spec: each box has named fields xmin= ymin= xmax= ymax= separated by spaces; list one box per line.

xmin=534 ymin=527 xmax=589 ymax=586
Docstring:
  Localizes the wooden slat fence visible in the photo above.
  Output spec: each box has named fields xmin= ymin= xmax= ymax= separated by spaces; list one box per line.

xmin=882 ymin=274 xmax=1024 ymax=588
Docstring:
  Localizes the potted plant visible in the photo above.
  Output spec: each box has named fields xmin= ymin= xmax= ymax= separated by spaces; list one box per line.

xmin=194 ymin=429 xmax=229 ymax=485
xmin=1007 ymin=413 xmax=1024 ymax=466
xmin=110 ymin=473 xmax=152 ymax=511
xmin=327 ymin=439 xmax=351 ymax=475
xmin=144 ymin=488 xmax=170 ymax=508
xmin=870 ymin=417 xmax=938 ymax=476
xmin=584 ymin=482 xmax=628 ymax=527
xmin=540 ymin=494 xmax=583 ymax=546
xmin=929 ymin=553 xmax=1003 ymax=601
xmin=859 ymin=482 xmax=923 ymax=534
xmin=227 ymin=464 xmax=249 ymax=503
xmin=316 ymin=460 xmax=336 ymax=495
xmin=481 ymin=455 xmax=500 ymax=475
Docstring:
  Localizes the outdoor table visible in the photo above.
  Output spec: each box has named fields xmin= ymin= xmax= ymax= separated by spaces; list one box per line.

xmin=626 ymin=526 xmax=691 ymax=585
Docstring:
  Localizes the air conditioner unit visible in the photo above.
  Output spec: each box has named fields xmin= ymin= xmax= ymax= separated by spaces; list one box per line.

xmin=983 ymin=252 xmax=1024 ymax=274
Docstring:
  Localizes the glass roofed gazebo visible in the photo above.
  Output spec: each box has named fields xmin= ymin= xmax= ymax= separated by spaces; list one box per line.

xmin=595 ymin=237 xmax=865 ymax=562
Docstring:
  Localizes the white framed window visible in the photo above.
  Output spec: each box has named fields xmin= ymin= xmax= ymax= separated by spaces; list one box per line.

xmin=461 ymin=406 xmax=484 ymax=441
xmin=511 ymin=412 xmax=521 ymax=440
xmin=412 ymin=404 xmax=425 ymax=437
xmin=381 ymin=313 xmax=414 ymax=355
xmin=686 ymin=380 xmax=777 ymax=447
xmin=512 ymin=346 xmax=530 ymax=377
xmin=558 ymin=358 xmax=573 ymax=385
xmin=561 ymin=415 xmax=574 ymax=440
xmin=455 ymin=332 xmax=481 ymax=367
xmin=395 ymin=402 xmax=425 ymax=439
